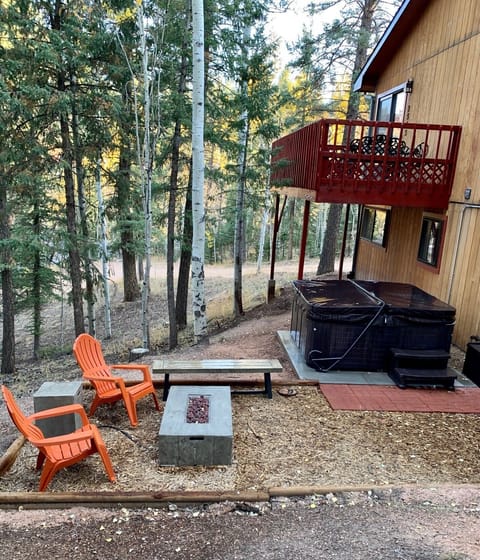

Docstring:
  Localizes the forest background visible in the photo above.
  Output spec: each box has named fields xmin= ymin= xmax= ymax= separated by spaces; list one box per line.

xmin=0 ymin=0 xmax=400 ymax=377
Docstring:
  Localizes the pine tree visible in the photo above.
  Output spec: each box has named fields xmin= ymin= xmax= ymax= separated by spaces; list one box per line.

xmin=290 ymin=0 xmax=400 ymax=274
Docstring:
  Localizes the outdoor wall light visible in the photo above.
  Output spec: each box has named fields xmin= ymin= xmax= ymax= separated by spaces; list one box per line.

xmin=405 ymin=80 xmax=414 ymax=93
xmin=464 ymin=188 xmax=472 ymax=200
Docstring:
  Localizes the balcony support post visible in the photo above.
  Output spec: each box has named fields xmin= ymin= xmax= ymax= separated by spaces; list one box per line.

xmin=338 ymin=203 xmax=350 ymax=280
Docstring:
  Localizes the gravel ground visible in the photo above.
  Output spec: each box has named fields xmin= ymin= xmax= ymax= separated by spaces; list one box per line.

xmin=1 ymin=487 xmax=480 ymax=559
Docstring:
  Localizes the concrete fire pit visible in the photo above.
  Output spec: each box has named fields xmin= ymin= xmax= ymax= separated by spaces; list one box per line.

xmin=158 ymin=386 xmax=232 ymax=466
xmin=33 ymin=381 xmax=83 ymax=438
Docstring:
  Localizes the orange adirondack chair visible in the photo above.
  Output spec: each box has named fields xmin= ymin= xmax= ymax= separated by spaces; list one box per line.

xmin=1 ymin=385 xmax=116 ymax=492
xmin=73 ymin=333 xmax=160 ymax=427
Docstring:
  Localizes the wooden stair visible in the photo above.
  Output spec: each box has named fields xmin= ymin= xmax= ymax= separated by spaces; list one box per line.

xmin=389 ymin=348 xmax=456 ymax=389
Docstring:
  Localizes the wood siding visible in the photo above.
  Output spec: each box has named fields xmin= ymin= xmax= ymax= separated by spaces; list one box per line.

xmin=355 ymin=0 xmax=480 ymax=349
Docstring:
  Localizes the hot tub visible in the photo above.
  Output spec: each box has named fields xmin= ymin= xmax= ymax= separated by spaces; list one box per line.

xmin=291 ymin=279 xmax=456 ymax=372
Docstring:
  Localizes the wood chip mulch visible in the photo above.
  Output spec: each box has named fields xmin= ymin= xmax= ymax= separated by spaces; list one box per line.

xmin=2 ymin=383 xmax=480 ymax=494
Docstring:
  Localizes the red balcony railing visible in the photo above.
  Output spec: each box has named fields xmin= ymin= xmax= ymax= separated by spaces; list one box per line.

xmin=270 ymin=119 xmax=462 ymax=209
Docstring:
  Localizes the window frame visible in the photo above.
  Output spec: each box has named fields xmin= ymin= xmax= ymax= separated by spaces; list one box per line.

xmin=375 ymin=85 xmax=408 ymax=123
xmin=417 ymin=214 xmax=446 ymax=270
xmin=360 ymin=206 xmax=390 ymax=248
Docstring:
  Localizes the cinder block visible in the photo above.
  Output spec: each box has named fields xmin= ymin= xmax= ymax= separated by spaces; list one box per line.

xmin=33 ymin=381 xmax=83 ymax=438
xmin=158 ymin=386 xmax=232 ymax=466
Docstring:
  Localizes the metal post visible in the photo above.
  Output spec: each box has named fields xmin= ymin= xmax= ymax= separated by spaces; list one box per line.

xmin=339 ymin=203 xmax=350 ymax=280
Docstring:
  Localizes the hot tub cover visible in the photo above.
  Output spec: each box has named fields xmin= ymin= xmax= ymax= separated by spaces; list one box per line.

xmin=356 ymin=280 xmax=456 ymax=322
xmin=292 ymin=279 xmax=455 ymax=323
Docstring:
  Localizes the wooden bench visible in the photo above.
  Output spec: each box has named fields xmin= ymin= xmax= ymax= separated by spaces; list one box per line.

xmin=152 ymin=358 xmax=283 ymax=401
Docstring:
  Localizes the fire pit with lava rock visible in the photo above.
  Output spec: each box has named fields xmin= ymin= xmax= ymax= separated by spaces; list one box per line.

xmin=186 ymin=395 xmax=210 ymax=424
xmin=158 ymin=386 xmax=233 ymax=466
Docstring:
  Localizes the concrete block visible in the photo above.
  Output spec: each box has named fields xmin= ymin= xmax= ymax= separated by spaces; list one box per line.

xmin=158 ymin=386 xmax=232 ymax=466
xmin=33 ymin=381 xmax=83 ymax=438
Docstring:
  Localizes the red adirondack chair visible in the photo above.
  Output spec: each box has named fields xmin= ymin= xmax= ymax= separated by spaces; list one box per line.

xmin=73 ymin=333 xmax=160 ymax=427
xmin=1 ymin=385 xmax=116 ymax=491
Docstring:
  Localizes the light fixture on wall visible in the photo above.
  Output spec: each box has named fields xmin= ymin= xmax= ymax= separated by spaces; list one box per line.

xmin=405 ymin=80 xmax=414 ymax=93
xmin=464 ymin=188 xmax=472 ymax=200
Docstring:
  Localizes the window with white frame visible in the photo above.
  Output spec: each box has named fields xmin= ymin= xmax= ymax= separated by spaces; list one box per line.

xmin=376 ymin=88 xmax=406 ymax=123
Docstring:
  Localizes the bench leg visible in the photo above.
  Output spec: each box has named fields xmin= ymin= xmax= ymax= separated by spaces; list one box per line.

xmin=264 ymin=372 xmax=272 ymax=399
xmin=162 ymin=374 xmax=170 ymax=401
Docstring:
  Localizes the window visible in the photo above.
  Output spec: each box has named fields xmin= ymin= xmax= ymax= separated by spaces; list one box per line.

xmin=417 ymin=216 xmax=444 ymax=267
xmin=376 ymin=88 xmax=406 ymax=123
xmin=374 ymin=87 xmax=407 ymax=137
xmin=360 ymin=207 xmax=390 ymax=247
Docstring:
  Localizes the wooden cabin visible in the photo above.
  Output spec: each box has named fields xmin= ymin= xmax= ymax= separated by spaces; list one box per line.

xmin=270 ymin=0 xmax=480 ymax=350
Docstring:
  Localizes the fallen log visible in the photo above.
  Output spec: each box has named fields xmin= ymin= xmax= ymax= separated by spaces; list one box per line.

xmin=268 ymin=484 xmax=398 ymax=497
xmin=0 ymin=489 xmax=270 ymax=508
xmin=2 ymin=484 xmax=480 ymax=509
xmin=0 ymin=435 xmax=26 ymax=476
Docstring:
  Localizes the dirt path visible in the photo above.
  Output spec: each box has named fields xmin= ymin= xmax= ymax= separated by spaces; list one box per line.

xmin=1 ymin=487 xmax=479 ymax=559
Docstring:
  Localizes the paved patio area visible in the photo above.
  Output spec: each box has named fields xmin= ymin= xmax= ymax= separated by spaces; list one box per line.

xmin=277 ymin=330 xmax=474 ymax=388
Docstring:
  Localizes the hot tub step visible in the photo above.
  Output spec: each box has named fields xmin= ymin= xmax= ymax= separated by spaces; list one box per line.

xmin=389 ymin=367 xmax=457 ymax=389
xmin=390 ymin=348 xmax=451 ymax=372
xmin=390 ymin=348 xmax=451 ymax=361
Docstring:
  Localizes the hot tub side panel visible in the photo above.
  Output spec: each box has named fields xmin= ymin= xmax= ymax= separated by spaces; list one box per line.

xmin=291 ymin=280 xmax=456 ymax=373
xmin=291 ymin=280 xmax=383 ymax=371
xmin=303 ymin=313 xmax=382 ymax=371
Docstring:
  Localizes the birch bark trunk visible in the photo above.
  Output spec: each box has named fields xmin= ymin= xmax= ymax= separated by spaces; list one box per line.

xmin=96 ymin=160 xmax=112 ymax=339
xmin=191 ymin=0 xmax=208 ymax=343
xmin=136 ymin=2 xmax=156 ymax=350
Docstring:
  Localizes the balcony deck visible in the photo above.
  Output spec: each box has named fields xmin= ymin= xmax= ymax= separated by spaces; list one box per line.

xmin=270 ymin=119 xmax=462 ymax=209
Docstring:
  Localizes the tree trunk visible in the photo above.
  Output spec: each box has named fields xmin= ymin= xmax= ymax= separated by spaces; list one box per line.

xmin=191 ymin=0 xmax=208 ymax=343
xmin=256 ymin=182 xmax=271 ymax=273
xmin=233 ymin=114 xmax=249 ymax=317
xmin=96 ymin=160 xmax=112 ymax=339
xmin=346 ymin=0 xmax=379 ymax=121
xmin=52 ymin=7 xmax=84 ymax=337
xmin=167 ymin=25 xmax=189 ymax=350
xmin=233 ymin=21 xmax=252 ymax=318
xmin=0 ymin=183 xmax=15 ymax=377
xmin=117 ymin=148 xmax=140 ymax=302
xmin=176 ymin=167 xmax=193 ymax=330
xmin=167 ymin=122 xmax=180 ymax=350
xmin=136 ymin=4 xmax=154 ymax=350
xmin=71 ymin=75 xmax=95 ymax=335
xmin=32 ymin=199 xmax=41 ymax=360
xmin=316 ymin=203 xmax=342 ymax=275
xmin=114 ymin=73 xmax=140 ymax=303
xmin=59 ymin=107 xmax=85 ymax=337
xmin=287 ymin=198 xmax=295 ymax=260
xmin=317 ymin=0 xmax=378 ymax=275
